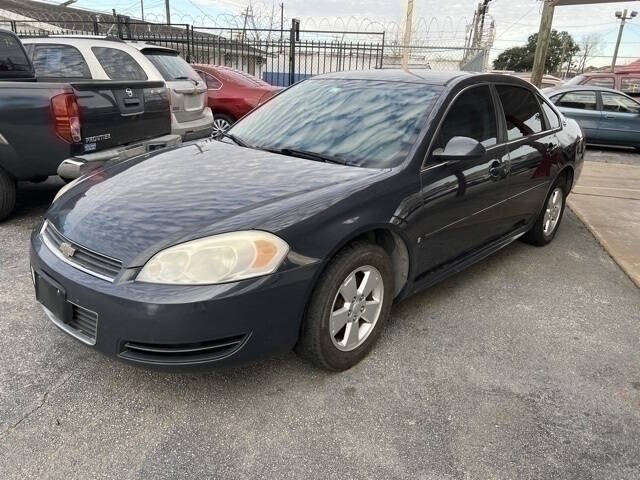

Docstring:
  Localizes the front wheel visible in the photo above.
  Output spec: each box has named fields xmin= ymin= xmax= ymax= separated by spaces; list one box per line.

xmin=0 ymin=166 xmax=16 ymax=222
xmin=295 ymin=241 xmax=394 ymax=371
xmin=522 ymin=177 xmax=567 ymax=246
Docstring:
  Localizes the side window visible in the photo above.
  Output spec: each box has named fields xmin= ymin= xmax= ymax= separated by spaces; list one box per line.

xmin=32 ymin=45 xmax=90 ymax=78
xmin=621 ymin=77 xmax=640 ymax=95
xmin=196 ymin=70 xmax=222 ymax=89
xmin=555 ymin=91 xmax=597 ymax=110
xmin=539 ymin=97 xmax=560 ymax=129
xmin=601 ymin=92 xmax=640 ymax=114
xmin=496 ymin=85 xmax=544 ymax=141
xmin=585 ymin=76 xmax=615 ymax=88
xmin=92 ymin=47 xmax=147 ymax=81
xmin=433 ymin=85 xmax=497 ymax=152
xmin=0 ymin=33 xmax=31 ymax=72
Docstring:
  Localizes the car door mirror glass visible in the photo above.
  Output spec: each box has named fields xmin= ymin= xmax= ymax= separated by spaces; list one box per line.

xmin=433 ymin=136 xmax=486 ymax=161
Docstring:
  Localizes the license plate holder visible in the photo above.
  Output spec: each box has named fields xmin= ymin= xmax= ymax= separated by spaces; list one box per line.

xmin=35 ymin=272 xmax=71 ymax=324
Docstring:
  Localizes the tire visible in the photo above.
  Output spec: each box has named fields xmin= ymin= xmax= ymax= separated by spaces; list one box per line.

xmin=0 ymin=166 xmax=16 ymax=222
xmin=295 ymin=241 xmax=394 ymax=371
xmin=212 ymin=114 xmax=234 ymax=138
xmin=522 ymin=175 xmax=567 ymax=246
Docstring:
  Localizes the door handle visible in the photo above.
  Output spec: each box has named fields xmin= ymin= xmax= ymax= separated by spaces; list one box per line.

xmin=546 ymin=142 xmax=555 ymax=152
xmin=489 ymin=160 xmax=503 ymax=179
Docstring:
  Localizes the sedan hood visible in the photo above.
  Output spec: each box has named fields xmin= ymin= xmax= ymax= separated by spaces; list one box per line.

xmin=48 ymin=141 xmax=383 ymax=266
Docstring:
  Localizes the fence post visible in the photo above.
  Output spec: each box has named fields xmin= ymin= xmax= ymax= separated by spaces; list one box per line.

xmin=10 ymin=20 xmax=16 ymax=33
xmin=379 ymin=31 xmax=385 ymax=69
xmin=289 ymin=18 xmax=300 ymax=86
xmin=93 ymin=17 xmax=99 ymax=35
xmin=124 ymin=16 xmax=132 ymax=39
xmin=115 ymin=15 xmax=123 ymax=39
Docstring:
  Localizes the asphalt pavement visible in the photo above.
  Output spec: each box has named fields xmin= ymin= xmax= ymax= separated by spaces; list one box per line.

xmin=0 ymin=151 xmax=639 ymax=479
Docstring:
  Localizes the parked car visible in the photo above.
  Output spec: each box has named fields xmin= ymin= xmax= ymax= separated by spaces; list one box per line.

xmin=31 ymin=71 xmax=584 ymax=372
xmin=0 ymin=30 xmax=177 ymax=220
xmin=126 ymin=43 xmax=213 ymax=141
xmin=565 ymin=63 xmax=640 ymax=96
xmin=192 ymin=64 xmax=281 ymax=135
xmin=543 ymin=85 xmax=640 ymax=149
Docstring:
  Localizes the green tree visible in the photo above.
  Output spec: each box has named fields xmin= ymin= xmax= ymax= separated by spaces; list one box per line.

xmin=493 ymin=30 xmax=579 ymax=73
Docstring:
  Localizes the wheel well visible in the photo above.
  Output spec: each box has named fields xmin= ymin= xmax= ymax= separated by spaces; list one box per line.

xmin=558 ymin=166 xmax=574 ymax=191
xmin=352 ymin=229 xmax=410 ymax=298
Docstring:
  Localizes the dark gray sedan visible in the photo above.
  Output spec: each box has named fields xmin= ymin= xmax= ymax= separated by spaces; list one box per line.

xmin=543 ymin=85 xmax=640 ymax=150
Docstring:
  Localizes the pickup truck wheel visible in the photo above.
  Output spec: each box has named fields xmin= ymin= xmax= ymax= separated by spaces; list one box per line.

xmin=0 ymin=167 xmax=16 ymax=221
xmin=295 ymin=241 xmax=393 ymax=371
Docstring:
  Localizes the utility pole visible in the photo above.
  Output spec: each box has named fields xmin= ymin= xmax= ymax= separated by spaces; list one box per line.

xmin=612 ymin=9 xmax=638 ymax=72
xmin=402 ymin=0 xmax=414 ymax=69
xmin=140 ymin=0 xmax=144 ymax=21
xmin=531 ymin=0 xmax=555 ymax=88
xmin=165 ymin=0 xmax=170 ymax=25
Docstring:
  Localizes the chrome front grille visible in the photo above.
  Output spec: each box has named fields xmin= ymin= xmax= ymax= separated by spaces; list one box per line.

xmin=41 ymin=220 xmax=123 ymax=282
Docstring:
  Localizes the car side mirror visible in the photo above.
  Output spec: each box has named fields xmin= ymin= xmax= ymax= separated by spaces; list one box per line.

xmin=433 ymin=136 xmax=486 ymax=162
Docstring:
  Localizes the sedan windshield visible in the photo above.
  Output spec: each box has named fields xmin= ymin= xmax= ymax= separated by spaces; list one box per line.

xmin=229 ymin=79 xmax=442 ymax=168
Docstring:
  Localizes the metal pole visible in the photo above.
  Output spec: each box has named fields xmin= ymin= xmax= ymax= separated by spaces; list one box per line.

xmin=531 ymin=0 xmax=555 ymax=88
xmin=165 ymin=0 xmax=171 ymax=25
xmin=140 ymin=0 xmax=144 ymax=21
xmin=402 ymin=0 xmax=414 ymax=69
xmin=280 ymin=3 xmax=284 ymax=43
xmin=612 ymin=10 xmax=627 ymax=73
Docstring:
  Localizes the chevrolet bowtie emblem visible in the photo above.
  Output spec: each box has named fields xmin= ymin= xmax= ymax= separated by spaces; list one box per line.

xmin=59 ymin=242 xmax=77 ymax=258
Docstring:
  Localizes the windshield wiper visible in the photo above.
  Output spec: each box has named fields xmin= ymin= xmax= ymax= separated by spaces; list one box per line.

xmin=262 ymin=147 xmax=350 ymax=166
xmin=218 ymin=132 xmax=250 ymax=148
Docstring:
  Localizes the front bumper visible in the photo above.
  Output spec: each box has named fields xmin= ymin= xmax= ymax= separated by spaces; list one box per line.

xmin=30 ymin=228 xmax=319 ymax=372
xmin=58 ymin=133 xmax=182 ymax=180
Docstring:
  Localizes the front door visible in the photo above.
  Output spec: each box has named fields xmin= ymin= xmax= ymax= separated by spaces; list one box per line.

xmin=598 ymin=91 xmax=640 ymax=147
xmin=417 ymin=84 xmax=512 ymax=274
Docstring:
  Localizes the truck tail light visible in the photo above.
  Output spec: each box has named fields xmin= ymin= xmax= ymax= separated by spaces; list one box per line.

xmin=51 ymin=93 xmax=81 ymax=144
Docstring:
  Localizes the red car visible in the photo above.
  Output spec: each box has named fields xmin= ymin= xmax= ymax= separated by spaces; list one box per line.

xmin=192 ymin=65 xmax=281 ymax=135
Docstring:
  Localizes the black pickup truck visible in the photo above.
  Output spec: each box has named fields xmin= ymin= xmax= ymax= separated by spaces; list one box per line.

xmin=0 ymin=30 xmax=180 ymax=220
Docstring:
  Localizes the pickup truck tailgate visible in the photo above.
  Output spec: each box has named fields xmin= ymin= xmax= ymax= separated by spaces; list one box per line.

xmin=70 ymin=80 xmax=170 ymax=153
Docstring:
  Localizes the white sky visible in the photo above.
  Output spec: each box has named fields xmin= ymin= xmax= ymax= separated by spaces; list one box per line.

xmin=76 ymin=0 xmax=640 ymax=64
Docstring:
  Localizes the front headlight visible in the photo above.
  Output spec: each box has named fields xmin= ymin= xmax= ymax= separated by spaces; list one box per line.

xmin=136 ymin=231 xmax=289 ymax=285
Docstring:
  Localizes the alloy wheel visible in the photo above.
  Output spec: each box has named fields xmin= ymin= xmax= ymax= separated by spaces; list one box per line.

xmin=329 ymin=265 xmax=384 ymax=352
xmin=212 ymin=117 xmax=231 ymax=136
xmin=543 ymin=187 xmax=564 ymax=237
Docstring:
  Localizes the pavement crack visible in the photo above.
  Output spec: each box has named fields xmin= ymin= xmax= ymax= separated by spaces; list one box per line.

xmin=0 ymin=372 xmax=75 ymax=440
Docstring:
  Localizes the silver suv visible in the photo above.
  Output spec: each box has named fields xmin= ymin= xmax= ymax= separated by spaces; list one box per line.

xmin=128 ymin=43 xmax=213 ymax=141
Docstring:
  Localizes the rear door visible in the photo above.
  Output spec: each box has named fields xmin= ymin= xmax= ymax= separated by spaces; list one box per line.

xmin=495 ymin=84 xmax=556 ymax=227
xmin=142 ymin=50 xmax=207 ymax=122
xmin=551 ymin=90 xmax=602 ymax=142
xmin=598 ymin=91 xmax=640 ymax=147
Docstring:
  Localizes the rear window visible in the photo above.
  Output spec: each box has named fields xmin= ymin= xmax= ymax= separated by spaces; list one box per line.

xmin=585 ymin=76 xmax=615 ymax=88
xmin=621 ymin=77 xmax=640 ymax=95
xmin=496 ymin=85 xmax=544 ymax=140
xmin=92 ymin=47 xmax=147 ymax=80
xmin=0 ymin=32 xmax=31 ymax=72
xmin=601 ymin=92 xmax=640 ymax=114
xmin=31 ymin=44 xmax=90 ymax=78
xmin=143 ymin=51 xmax=198 ymax=82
